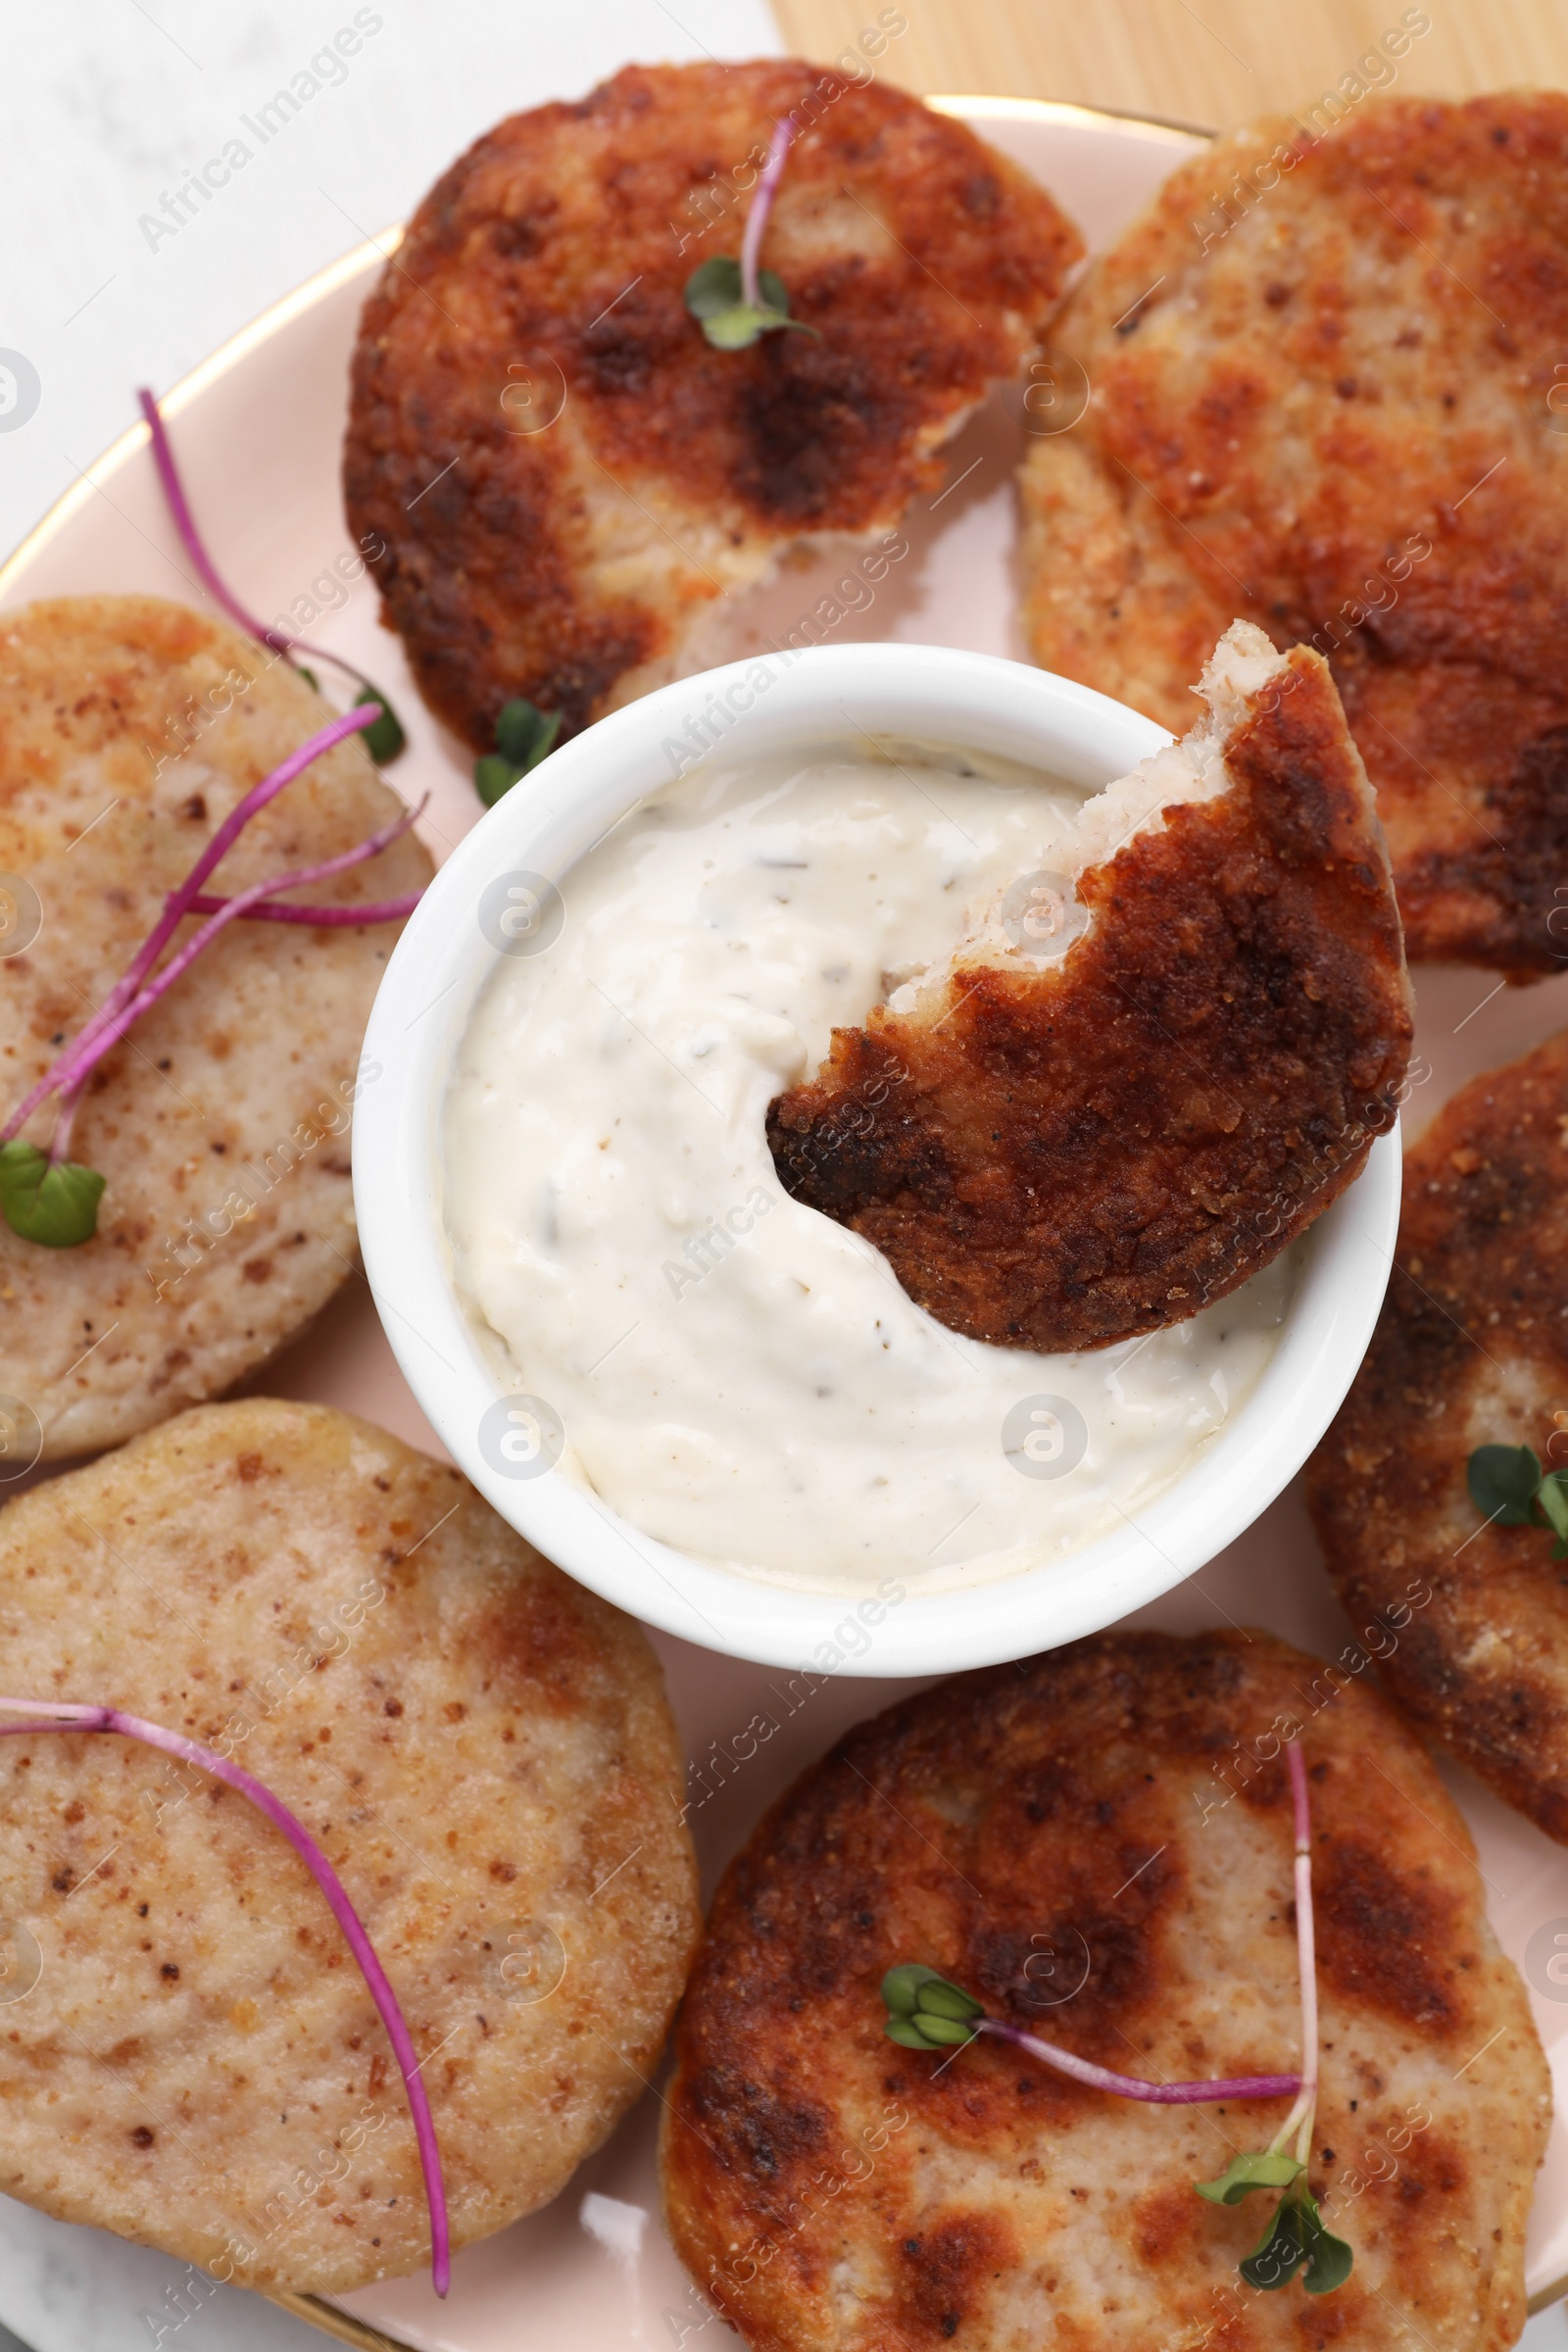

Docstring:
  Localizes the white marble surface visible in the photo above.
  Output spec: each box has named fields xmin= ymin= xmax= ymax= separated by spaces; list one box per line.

xmin=0 ymin=2199 xmax=325 ymax=2352
xmin=0 ymin=0 xmax=781 ymax=561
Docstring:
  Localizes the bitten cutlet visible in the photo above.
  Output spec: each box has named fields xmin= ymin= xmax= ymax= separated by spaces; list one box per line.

xmin=1019 ymin=92 xmax=1568 ymax=977
xmin=663 ymin=1630 xmax=1548 ymax=2352
xmin=767 ymin=621 xmax=1412 ymax=1352
xmin=344 ymin=59 xmax=1082 ymax=746
xmin=1308 ymin=1028 xmax=1568 ymax=1843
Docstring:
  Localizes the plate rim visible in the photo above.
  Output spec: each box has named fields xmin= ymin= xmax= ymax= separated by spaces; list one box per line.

xmin=0 ymin=225 xmax=404 ymax=605
xmin=928 ymin=88 xmax=1217 ymax=140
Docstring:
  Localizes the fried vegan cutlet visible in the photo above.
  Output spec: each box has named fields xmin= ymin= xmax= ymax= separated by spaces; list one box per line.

xmin=1019 ymin=92 xmax=1568 ymax=978
xmin=343 ymin=60 xmax=1081 ymax=746
xmin=662 ymin=1630 xmax=1547 ymax=2352
xmin=0 ymin=1399 xmax=700 ymax=2294
xmin=0 ymin=596 xmax=432 ymax=1459
xmin=1308 ymin=1030 xmax=1568 ymax=1842
xmin=767 ymin=622 xmax=1412 ymax=1352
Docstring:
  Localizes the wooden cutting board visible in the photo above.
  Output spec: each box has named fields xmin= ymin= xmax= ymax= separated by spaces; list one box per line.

xmin=771 ymin=0 xmax=1567 ymax=131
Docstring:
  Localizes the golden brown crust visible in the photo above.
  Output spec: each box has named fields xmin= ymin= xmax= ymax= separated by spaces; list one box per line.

xmin=0 ymin=1400 xmax=700 ymax=2294
xmin=662 ymin=1631 xmax=1547 ymax=2352
xmin=1020 ymin=92 xmax=1568 ymax=977
xmin=343 ymin=60 xmax=1081 ymax=745
xmin=1307 ymin=1029 xmax=1568 ymax=1841
xmin=766 ymin=642 xmax=1412 ymax=1351
xmin=0 ymin=595 xmax=433 ymax=1457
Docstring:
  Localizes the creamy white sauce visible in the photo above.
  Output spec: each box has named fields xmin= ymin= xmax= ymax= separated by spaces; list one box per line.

xmin=443 ymin=745 xmax=1295 ymax=1593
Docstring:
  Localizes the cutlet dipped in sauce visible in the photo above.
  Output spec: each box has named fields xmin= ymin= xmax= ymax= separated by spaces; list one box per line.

xmin=443 ymin=714 xmax=1300 ymax=1593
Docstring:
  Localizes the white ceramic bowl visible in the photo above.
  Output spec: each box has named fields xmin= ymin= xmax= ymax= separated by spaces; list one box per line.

xmin=355 ymin=641 xmax=1399 ymax=1675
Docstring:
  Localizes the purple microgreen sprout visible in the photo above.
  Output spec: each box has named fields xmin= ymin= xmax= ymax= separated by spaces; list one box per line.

xmin=0 ymin=1694 xmax=449 ymax=2295
xmin=0 ymin=704 xmax=426 ymax=1248
xmin=741 ymin=117 xmax=796 ymax=314
xmin=182 ymin=887 xmax=427 ymax=927
xmin=684 ymin=119 xmax=819 ymax=350
xmin=1195 ymin=2147 xmax=1304 ymax=2203
xmin=137 ymin=388 xmax=406 ymax=762
xmin=1468 ymin=1443 xmax=1568 ymax=1555
xmin=1196 ymin=1740 xmax=1351 ymax=2293
xmin=883 ymin=1740 xmax=1350 ymax=2295
xmin=882 ymin=1964 xmax=1299 ymax=2103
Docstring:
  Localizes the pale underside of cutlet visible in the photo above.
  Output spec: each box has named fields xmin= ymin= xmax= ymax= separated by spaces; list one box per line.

xmin=0 ymin=1400 xmax=700 ymax=2293
xmin=0 ymin=595 xmax=433 ymax=1457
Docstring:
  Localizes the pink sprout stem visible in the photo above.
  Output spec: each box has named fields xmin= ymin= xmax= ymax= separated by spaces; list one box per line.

xmin=187 ymin=893 xmax=426 ymax=926
xmin=49 ymin=1089 xmax=84 ymax=1165
xmin=44 ymin=800 xmax=419 ymax=1107
xmin=0 ymin=1697 xmax=449 ymax=2296
xmin=977 ymin=2018 xmax=1299 ymax=2105
xmin=138 ymin=387 xmax=383 ymax=700
xmin=741 ymin=118 xmax=796 ymax=312
xmin=1269 ymin=1740 xmax=1319 ymax=2159
xmin=1 ymin=703 xmax=385 ymax=1149
xmin=139 ymin=389 xmax=286 ymax=651
xmin=176 ymin=792 xmax=427 ymax=928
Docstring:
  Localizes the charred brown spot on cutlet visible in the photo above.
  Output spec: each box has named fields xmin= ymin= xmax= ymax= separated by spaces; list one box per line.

xmin=1313 ymin=1839 xmax=1460 ymax=2031
xmin=892 ymin=2211 xmax=1018 ymax=2342
xmin=768 ymin=645 xmax=1411 ymax=1351
xmin=1393 ymin=721 xmax=1568 ymax=978
xmin=1308 ymin=1027 xmax=1568 ymax=1844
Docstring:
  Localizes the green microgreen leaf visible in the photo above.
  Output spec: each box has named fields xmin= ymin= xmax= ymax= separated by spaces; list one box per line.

xmin=684 ymin=256 xmax=746 ymax=318
xmin=918 ymin=1978 xmax=985 ymax=2022
xmin=287 ymin=663 xmax=402 ymax=763
xmin=909 ymin=2012 xmax=980 ymax=2046
xmin=1238 ymin=2184 xmax=1352 ymax=2295
xmin=1468 ymin=1444 xmax=1542 ymax=1525
xmin=702 ymin=304 xmax=819 ymax=350
xmin=0 ymin=1141 xmax=106 ymax=1248
xmin=1466 ymin=1444 xmax=1568 ymax=1554
xmin=475 ymin=701 xmax=561 ymax=807
xmin=684 ymin=258 xmax=818 ymax=350
xmin=1301 ymin=2219 xmax=1354 ymax=2294
xmin=1537 ymin=1469 xmax=1568 ymax=1555
xmin=880 ymin=1963 xmax=984 ymax=2050
xmin=474 ymin=755 xmax=523 ymax=807
xmin=353 ymin=685 xmax=407 ymax=765
xmin=881 ymin=1963 xmax=942 ymax=2017
xmin=495 ymin=699 xmax=561 ymax=770
xmin=1240 ymin=2194 xmax=1311 ymax=2290
xmin=1195 ymin=2148 xmax=1303 ymax=2205
xmin=885 ymin=2018 xmax=938 ymax=2050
